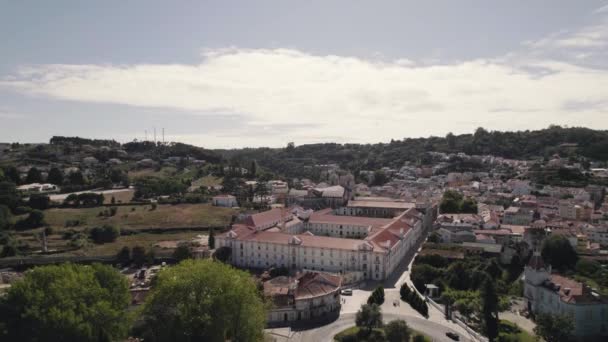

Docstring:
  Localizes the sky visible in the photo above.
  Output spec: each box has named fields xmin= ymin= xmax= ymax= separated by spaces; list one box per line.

xmin=1 ymin=1 xmax=608 ymax=148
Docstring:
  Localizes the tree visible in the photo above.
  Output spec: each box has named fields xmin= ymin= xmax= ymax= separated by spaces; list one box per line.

xmin=413 ymin=335 xmax=426 ymax=342
xmin=90 ymin=225 xmax=120 ymax=244
xmin=15 ymin=210 xmax=45 ymax=230
xmin=460 ymin=197 xmax=478 ymax=214
xmin=172 ymin=244 xmax=192 ymax=261
xmin=446 ymin=132 xmax=456 ymax=149
xmin=481 ymin=275 xmax=499 ymax=342
xmin=541 ymin=235 xmax=578 ymax=271
xmin=534 ymin=313 xmax=574 ymax=342
xmin=140 ymin=259 xmax=266 ymax=342
xmin=371 ymin=170 xmax=389 ymax=186
xmin=25 ymin=167 xmax=43 ymax=184
xmin=368 ymin=286 xmax=385 ymax=305
xmin=0 ymin=181 xmax=19 ymax=210
xmin=249 ymin=160 xmax=257 ymax=179
xmin=47 ymin=167 xmax=64 ymax=185
xmin=0 ymin=205 xmax=11 ymax=230
xmin=355 ymin=303 xmax=382 ymax=335
xmin=132 ymin=246 xmax=147 ymax=267
xmin=208 ymin=228 xmax=215 ymax=249
xmin=28 ymin=194 xmax=50 ymax=210
xmin=0 ymin=263 xmax=130 ymax=342
xmin=214 ymin=246 xmax=232 ymax=263
xmin=68 ymin=170 xmax=86 ymax=186
xmin=440 ymin=190 xmax=463 ymax=213
xmin=2 ymin=165 xmax=20 ymax=184
xmin=385 ymin=320 xmax=411 ymax=342
xmin=116 ymin=246 xmax=131 ymax=266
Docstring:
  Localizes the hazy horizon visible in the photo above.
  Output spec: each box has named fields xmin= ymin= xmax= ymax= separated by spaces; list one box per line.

xmin=2 ymin=1 xmax=608 ymax=148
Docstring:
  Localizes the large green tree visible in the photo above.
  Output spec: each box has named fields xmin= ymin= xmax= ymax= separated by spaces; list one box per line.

xmin=0 ymin=205 xmax=11 ymax=230
xmin=534 ymin=313 xmax=574 ymax=342
xmin=25 ymin=167 xmax=43 ymax=184
xmin=481 ymin=275 xmax=499 ymax=342
xmin=0 ymin=263 xmax=130 ymax=342
xmin=140 ymin=259 xmax=266 ymax=342
xmin=355 ymin=303 xmax=383 ymax=335
xmin=2 ymin=166 xmax=20 ymax=184
xmin=0 ymin=181 xmax=19 ymax=210
xmin=385 ymin=319 xmax=411 ymax=342
xmin=541 ymin=235 xmax=578 ymax=271
xmin=47 ymin=167 xmax=64 ymax=185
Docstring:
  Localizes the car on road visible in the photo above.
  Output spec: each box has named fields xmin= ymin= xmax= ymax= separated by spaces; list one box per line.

xmin=445 ymin=332 xmax=460 ymax=340
xmin=341 ymin=288 xmax=353 ymax=295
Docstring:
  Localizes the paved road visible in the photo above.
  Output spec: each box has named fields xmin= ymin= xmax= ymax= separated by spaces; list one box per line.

xmin=296 ymin=312 xmax=473 ymax=342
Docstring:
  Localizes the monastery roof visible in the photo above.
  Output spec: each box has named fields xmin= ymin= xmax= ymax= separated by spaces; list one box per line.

xmin=346 ymin=200 xmax=415 ymax=210
xmin=244 ymin=207 xmax=291 ymax=229
xmin=308 ymin=211 xmax=393 ymax=228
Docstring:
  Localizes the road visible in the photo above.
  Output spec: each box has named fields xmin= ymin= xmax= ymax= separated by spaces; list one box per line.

xmin=296 ymin=312 xmax=472 ymax=342
xmin=273 ymin=235 xmax=479 ymax=342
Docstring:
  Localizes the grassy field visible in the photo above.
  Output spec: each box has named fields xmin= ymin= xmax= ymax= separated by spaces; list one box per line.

xmin=127 ymin=166 xmax=201 ymax=181
xmin=60 ymin=232 xmax=204 ymax=257
xmin=103 ymin=189 xmax=134 ymax=204
xmin=15 ymin=229 xmax=205 ymax=257
xmin=191 ymin=175 xmax=222 ymax=188
xmin=39 ymin=203 xmax=235 ymax=231
xmin=334 ymin=326 xmax=431 ymax=342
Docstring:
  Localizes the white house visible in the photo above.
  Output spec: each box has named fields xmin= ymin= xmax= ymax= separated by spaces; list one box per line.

xmin=524 ymin=252 xmax=608 ymax=339
xmin=212 ymin=194 xmax=238 ymax=208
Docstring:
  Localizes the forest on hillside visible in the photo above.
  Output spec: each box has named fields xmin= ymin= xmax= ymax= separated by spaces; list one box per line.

xmin=217 ymin=126 xmax=608 ymax=177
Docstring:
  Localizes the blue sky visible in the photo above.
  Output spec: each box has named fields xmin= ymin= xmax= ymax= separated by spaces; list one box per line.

xmin=1 ymin=1 xmax=608 ymax=147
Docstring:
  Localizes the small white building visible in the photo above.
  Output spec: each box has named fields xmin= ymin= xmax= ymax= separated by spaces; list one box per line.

xmin=212 ymin=194 xmax=238 ymax=208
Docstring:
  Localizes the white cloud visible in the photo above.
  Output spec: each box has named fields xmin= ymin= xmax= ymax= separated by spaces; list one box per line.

xmin=594 ymin=3 xmax=608 ymax=14
xmin=2 ymin=35 xmax=608 ymax=147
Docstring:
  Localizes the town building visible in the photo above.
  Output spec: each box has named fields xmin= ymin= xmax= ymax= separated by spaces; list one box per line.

xmin=502 ymin=206 xmax=534 ymax=225
xmin=216 ymin=206 xmax=425 ymax=282
xmin=524 ymin=252 xmax=608 ymax=339
xmin=212 ymin=194 xmax=238 ymax=207
xmin=264 ymin=272 xmax=341 ymax=325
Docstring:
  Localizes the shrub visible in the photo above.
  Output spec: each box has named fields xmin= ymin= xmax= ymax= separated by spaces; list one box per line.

xmin=413 ymin=335 xmax=426 ymax=342
xmin=90 ymin=225 xmax=120 ymax=244
xmin=13 ymin=206 xmax=32 ymax=215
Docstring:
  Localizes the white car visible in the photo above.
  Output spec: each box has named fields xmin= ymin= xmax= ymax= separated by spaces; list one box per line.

xmin=341 ymin=288 xmax=353 ymax=295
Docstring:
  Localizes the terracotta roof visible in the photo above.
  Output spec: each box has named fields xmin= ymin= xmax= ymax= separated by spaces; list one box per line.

xmin=295 ymin=272 xmax=342 ymax=299
xmin=245 ymin=208 xmax=292 ymax=229
xmin=346 ymin=200 xmax=415 ymax=210
xmin=547 ymin=274 xmax=584 ymax=303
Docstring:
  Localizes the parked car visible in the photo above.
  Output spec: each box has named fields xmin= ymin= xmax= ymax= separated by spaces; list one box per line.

xmin=445 ymin=332 xmax=460 ymax=341
xmin=341 ymin=288 xmax=353 ymax=295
